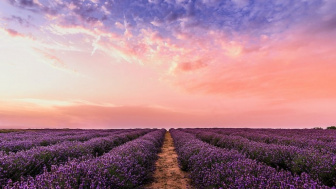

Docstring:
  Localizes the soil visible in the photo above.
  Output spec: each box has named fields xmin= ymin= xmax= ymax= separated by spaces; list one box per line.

xmin=145 ymin=131 xmax=191 ymax=189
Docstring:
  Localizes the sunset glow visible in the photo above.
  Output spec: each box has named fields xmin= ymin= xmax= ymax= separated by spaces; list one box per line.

xmin=1 ymin=0 xmax=336 ymax=128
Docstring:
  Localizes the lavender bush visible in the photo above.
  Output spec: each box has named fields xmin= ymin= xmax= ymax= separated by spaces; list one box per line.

xmin=170 ymin=129 xmax=331 ymax=189
xmin=184 ymin=128 xmax=336 ymax=186
xmin=0 ymin=131 xmax=113 ymax=153
xmin=6 ymin=129 xmax=166 ymax=189
xmin=0 ymin=129 xmax=151 ymax=185
xmin=210 ymin=128 xmax=336 ymax=153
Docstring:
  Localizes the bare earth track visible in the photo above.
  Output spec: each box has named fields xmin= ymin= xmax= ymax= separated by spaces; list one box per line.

xmin=145 ymin=131 xmax=191 ymax=189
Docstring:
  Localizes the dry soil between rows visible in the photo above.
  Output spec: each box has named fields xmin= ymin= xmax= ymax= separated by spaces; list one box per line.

xmin=145 ymin=131 xmax=191 ymax=189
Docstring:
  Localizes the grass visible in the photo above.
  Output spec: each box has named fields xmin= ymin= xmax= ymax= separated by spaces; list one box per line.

xmin=0 ymin=129 xmax=22 ymax=133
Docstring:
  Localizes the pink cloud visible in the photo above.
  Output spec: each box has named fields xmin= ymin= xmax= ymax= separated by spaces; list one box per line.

xmin=175 ymin=59 xmax=207 ymax=72
xmin=169 ymin=25 xmax=336 ymax=101
xmin=5 ymin=28 xmax=26 ymax=38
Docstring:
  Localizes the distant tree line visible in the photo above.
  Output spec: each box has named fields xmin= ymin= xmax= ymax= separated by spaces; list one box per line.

xmin=312 ymin=126 xmax=336 ymax=130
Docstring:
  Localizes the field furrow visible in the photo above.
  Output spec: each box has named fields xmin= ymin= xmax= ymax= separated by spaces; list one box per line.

xmin=145 ymin=131 xmax=191 ymax=189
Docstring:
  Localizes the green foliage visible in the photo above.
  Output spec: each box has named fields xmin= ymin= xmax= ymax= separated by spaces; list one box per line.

xmin=327 ymin=126 xmax=336 ymax=130
xmin=40 ymin=140 xmax=49 ymax=146
xmin=0 ymin=129 xmax=20 ymax=133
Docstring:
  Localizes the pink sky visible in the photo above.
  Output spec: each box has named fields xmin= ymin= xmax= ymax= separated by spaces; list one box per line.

xmin=0 ymin=0 xmax=336 ymax=129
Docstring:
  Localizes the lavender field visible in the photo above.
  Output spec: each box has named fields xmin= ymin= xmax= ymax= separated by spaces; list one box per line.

xmin=1 ymin=129 xmax=165 ymax=188
xmin=1 ymin=128 xmax=336 ymax=188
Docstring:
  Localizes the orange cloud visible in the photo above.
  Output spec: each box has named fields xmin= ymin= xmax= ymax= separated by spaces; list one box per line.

xmin=169 ymin=25 xmax=336 ymax=101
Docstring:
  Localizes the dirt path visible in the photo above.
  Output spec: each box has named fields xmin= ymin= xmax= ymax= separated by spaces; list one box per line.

xmin=145 ymin=131 xmax=191 ymax=189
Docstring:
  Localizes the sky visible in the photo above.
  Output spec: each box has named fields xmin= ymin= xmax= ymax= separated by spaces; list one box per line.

xmin=0 ymin=0 xmax=336 ymax=129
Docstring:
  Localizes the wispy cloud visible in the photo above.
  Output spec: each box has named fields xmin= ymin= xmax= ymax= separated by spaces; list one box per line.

xmin=4 ymin=28 xmax=26 ymax=37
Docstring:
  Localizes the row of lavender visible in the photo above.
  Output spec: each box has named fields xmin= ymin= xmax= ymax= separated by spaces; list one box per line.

xmin=5 ymin=129 xmax=166 ymax=189
xmin=245 ymin=129 xmax=336 ymax=142
xmin=0 ymin=130 xmax=108 ymax=142
xmin=183 ymin=128 xmax=336 ymax=187
xmin=0 ymin=129 xmax=153 ymax=186
xmin=170 ymin=129 xmax=331 ymax=188
xmin=209 ymin=128 xmax=336 ymax=153
xmin=0 ymin=130 xmax=123 ymax=153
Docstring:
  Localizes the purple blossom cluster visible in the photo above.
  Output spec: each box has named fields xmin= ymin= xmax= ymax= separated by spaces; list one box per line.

xmin=200 ymin=129 xmax=336 ymax=143
xmin=184 ymin=128 xmax=336 ymax=187
xmin=0 ymin=129 xmax=99 ymax=142
xmin=5 ymin=129 xmax=165 ymax=189
xmin=0 ymin=130 xmax=115 ymax=153
xmin=0 ymin=129 xmax=151 ymax=185
xmin=211 ymin=128 xmax=336 ymax=153
xmin=170 ymin=129 xmax=331 ymax=189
